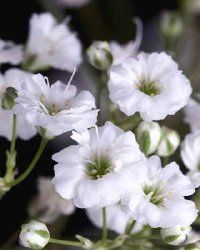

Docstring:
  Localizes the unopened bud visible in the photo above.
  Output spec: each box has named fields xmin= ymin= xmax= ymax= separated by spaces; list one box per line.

xmin=19 ymin=220 xmax=50 ymax=249
xmin=1 ymin=87 xmax=18 ymax=110
xmin=161 ymin=226 xmax=191 ymax=246
xmin=160 ymin=11 xmax=183 ymax=40
xmin=157 ymin=126 xmax=180 ymax=157
xmin=87 ymin=41 xmax=113 ymax=70
xmin=136 ymin=121 xmax=161 ymax=156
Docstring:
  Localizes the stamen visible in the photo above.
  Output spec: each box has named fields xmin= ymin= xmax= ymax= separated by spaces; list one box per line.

xmin=67 ymin=68 xmax=77 ymax=87
xmin=133 ymin=17 xmax=143 ymax=52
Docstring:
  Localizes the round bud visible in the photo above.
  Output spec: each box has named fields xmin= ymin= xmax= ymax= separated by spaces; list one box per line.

xmin=19 ymin=220 xmax=50 ymax=249
xmin=157 ymin=126 xmax=180 ymax=157
xmin=160 ymin=11 xmax=183 ymax=40
xmin=87 ymin=41 xmax=113 ymax=70
xmin=161 ymin=226 xmax=191 ymax=246
xmin=136 ymin=121 xmax=161 ymax=156
xmin=1 ymin=87 xmax=18 ymax=110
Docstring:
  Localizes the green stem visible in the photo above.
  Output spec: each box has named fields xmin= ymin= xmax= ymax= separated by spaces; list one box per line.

xmin=125 ymin=220 xmax=136 ymax=235
xmin=10 ymin=136 xmax=48 ymax=187
xmin=102 ymin=207 xmax=107 ymax=244
xmin=49 ymin=238 xmax=82 ymax=248
xmin=10 ymin=114 xmax=17 ymax=156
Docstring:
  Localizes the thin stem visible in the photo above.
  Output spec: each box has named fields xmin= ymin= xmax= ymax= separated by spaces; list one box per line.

xmin=10 ymin=136 xmax=48 ymax=187
xmin=125 ymin=220 xmax=136 ymax=235
xmin=49 ymin=238 xmax=82 ymax=248
xmin=10 ymin=114 xmax=17 ymax=156
xmin=102 ymin=207 xmax=107 ymax=244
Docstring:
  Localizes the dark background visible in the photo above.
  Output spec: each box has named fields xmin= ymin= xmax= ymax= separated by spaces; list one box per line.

xmin=0 ymin=0 xmax=179 ymax=246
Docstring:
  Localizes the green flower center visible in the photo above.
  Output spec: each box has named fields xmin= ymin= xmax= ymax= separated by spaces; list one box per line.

xmin=139 ymin=80 xmax=161 ymax=96
xmin=143 ymin=183 xmax=165 ymax=206
xmin=85 ymin=156 xmax=112 ymax=180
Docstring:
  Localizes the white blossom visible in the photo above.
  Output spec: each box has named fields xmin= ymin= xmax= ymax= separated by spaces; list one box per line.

xmin=0 ymin=69 xmax=37 ymax=140
xmin=136 ymin=121 xmax=161 ymax=156
xmin=19 ymin=220 xmax=50 ymax=249
xmin=14 ymin=73 xmax=98 ymax=137
xmin=122 ymin=156 xmax=197 ymax=228
xmin=181 ymin=132 xmax=200 ymax=188
xmin=87 ymin=204 xmax=144 ymax=235
xmin=161 ymin=226 xmax=191 ymax=246
xmin=25 ymin=13 xmax=82 ymax=72
xmin=108 ymin=52 xmax=192 ymax=121
xmin=0 ymin=39 xmax=23 ymax=65
xmin=184 ymin=99 xmax=200 ymax=132
xmin=57 ymin=0 xmax=91 ymax=8
xmin=157 ymin=126 xmax=180 ymax=157
xmin=52 ymin=121 xmax=143 ymax=208
xmin=29 ymin=177 xmax=75 ymax=224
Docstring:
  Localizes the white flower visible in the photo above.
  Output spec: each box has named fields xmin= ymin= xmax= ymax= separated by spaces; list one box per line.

xmin=0 ymin=69 xmax=37 ymax=141
xmin=14 ymin=73 xmax=98 ymax=137
xmin=181 ymin=132 xmax=200 ymax=188
xmin=19 ymin=220 xmax=50 ymax=249
xmin=161 ymin=226 xmax=191 ymax=246
xmin=57 ymin=0 xmax=91 ymax=8
xmin=157 ymin=126 xmax=180 ymax=157
xmin=25 ymin=13 xmax=82 ymax=72
xmin=52 ymin=121 xmax=143 ymax=208
xmin=0 ymin=39 xmax=23 ymax=65
xmin=29 ymin=177 xmax=75 ymax=224
xmin=87 ymin=204 xmax=144 ymax=235
xmin=122 ymin=156 xmax=197 ymax=228
xmin=108 ymin=52 xmax=192 ymax=121
xmin=184 ymin=99 xmax=200 ymax=132
xmin=136 ymin=121 xmax=161 ymax=156
xmin=87 ymin=41 xmax=113 ymax=70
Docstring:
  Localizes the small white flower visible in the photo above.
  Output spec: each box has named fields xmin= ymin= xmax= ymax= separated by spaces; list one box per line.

xmin=136 ymin=121 xmax=161 ymax=156
xmin=14 ymin=73 xmax=98 ymax=137
xmin=52 ymin=121 xmax=143 ymax=208
xmin=87 ymin=41 xmax=113 ymax=70
xmin=184 ymin=99 xmax=200 ymax=132
xmin=25 ymin=13 xmax=82 ymax=72
xmin=57 ymin=0 xmax=91 ymax=8
xmin=161 ymin=226 xmax=191 ymax=246
xmin=108 ymin=52 xmax=192 ymax=121
xmin=123 ymin=156 xmax=197 ymax=228
xmin=19 ymin=220 xmax=50 ymax=249
xmin=181 ymin=132 xmax=200 ymax=188
xmin=87 ymin=204 xmax=144 ymax=235
xmin=0 ymin=69 xmax=37 ymax=141
xmin=29 ymin=177 xmax=75 ymax=224
xmin=157 ymin=126 xmax=180 ymax=157
xmin=0 ymin=39 xmax=23 ymax=65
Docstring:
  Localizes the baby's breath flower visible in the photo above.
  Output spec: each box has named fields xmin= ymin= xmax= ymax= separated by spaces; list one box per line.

xmin=52 ymin=121 xmax=143 ymax=208
xmin=108 ymin=52 xmax=192 ymax=121
xmin=14 ymin=72 xmax=98 ymax=137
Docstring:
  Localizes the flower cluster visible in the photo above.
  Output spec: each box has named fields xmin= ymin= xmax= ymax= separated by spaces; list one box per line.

xmin=0 ymin=8 xmax=199 ymax=250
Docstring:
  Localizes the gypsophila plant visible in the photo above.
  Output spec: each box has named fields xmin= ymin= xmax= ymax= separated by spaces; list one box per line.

xmin=0 ymin=1 xmax=200 ymax=250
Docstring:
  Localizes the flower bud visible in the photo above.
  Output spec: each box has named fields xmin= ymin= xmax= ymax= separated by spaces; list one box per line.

xmin=157 ymin=126 xmax=180 ymax=157
xmin=160 ymin=11 xmax=183 ymax=40
xmin=136 ymin=121 xmax=161 ymax=156
xmin=161 ymin=226 xmax=191 ymax=246
xmin=19 ymin=220 xmax=50 ymax=249
xmin=1 ymin=87 xmax=18 ymax=110
xmin=87 ymin=41 xmax=113 ymax=70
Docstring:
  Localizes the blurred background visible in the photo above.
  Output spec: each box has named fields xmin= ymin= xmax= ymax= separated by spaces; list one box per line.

xmin=0 ymin=0 xmax=199 ymax=248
